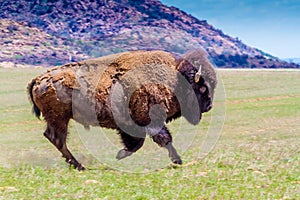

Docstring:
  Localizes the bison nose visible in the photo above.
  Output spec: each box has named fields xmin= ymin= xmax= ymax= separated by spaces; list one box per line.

xmin=206 ymin=104 xmax=212 ymax=112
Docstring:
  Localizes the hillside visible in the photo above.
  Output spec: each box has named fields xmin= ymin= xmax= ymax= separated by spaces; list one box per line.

xmin=0 ymin=19 xmax=88 ymax=67
xmin=283 ymin=58 xmax=300 ymax=64
xmin=0 ymin=0 xmax=299 ymax=68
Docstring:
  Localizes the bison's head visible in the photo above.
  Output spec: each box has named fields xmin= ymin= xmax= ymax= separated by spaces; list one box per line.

xmin=176 ymin=49 xmax=217 ymax=125
xmin=194 ymin=69 xmax=214 ymax=113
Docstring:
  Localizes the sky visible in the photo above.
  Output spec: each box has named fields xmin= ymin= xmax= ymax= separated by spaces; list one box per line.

xmin=160 ymin=0 xmax=300 ymax=58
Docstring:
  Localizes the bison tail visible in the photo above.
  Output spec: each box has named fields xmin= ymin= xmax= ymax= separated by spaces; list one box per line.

xmin=27 ymin=78 xmax=41 ymax=119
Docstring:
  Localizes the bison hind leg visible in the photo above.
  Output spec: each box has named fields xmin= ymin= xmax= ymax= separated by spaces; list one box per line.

xmin=44 ymin=119 xmax=85 ymax=170
xmin=116 ymin=129 xmax=146 ymax=160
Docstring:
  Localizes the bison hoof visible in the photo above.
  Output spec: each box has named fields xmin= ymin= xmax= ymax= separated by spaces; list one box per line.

xmin=172 ymin=158 xmax=183 ymax=165
xmin=66 ymin=158 xmax=85 ymax=171
xmin=116 ymin=149 xmax=133 ymax=160
xmin=76 ymin=165 xmax=86 ymax=171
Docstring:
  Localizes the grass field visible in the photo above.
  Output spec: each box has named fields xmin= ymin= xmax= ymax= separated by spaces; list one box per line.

xmin=0 ymin=67 xmax=299 ymax=199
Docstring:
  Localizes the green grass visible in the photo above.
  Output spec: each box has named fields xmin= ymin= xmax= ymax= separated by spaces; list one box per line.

xmin=0 ymin=68 xmax=299 ymax=199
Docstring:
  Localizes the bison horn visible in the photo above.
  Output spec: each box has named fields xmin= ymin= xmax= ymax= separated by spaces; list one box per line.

xmin=194 ymin=65 xmax=202 ymax=83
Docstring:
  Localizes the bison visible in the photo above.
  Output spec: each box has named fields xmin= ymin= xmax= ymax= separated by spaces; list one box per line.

xmin=27 ymin=49 xmax=217 ymax=170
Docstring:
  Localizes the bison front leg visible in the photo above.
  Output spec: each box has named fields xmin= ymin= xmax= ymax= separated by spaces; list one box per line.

xmin=116 ymin=129 xmax=146 ymax=160
xmin=44 ymin=120 xmax=85 ymax=170
xmin=150 ymin=126 xmax=182 ymax=165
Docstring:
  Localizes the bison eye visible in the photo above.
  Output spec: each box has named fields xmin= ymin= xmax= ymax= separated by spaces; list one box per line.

xmin=199 ymin=86 xmax=207 ymax=94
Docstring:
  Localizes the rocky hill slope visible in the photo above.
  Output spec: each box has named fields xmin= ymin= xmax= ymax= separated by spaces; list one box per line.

xmin=0 ymin=19 xmax=88 ymax=66
xmin=0 ymin=0 xmax=298 ymax=68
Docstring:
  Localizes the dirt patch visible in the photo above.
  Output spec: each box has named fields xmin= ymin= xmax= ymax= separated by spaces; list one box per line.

xmin=228 ymin=95 xmax=299 ymax=104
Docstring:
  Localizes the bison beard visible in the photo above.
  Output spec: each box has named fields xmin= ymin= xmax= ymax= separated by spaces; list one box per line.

xmin=27 ymin=50 xmax=216 ymax=170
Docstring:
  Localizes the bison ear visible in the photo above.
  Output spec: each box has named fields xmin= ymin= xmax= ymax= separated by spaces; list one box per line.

xmin=194 ymin=65 xmax=202 ymax=83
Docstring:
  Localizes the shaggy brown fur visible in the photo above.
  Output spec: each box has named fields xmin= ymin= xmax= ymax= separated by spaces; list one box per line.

xmin=27 ymin=49 xmax=217 ymax=170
